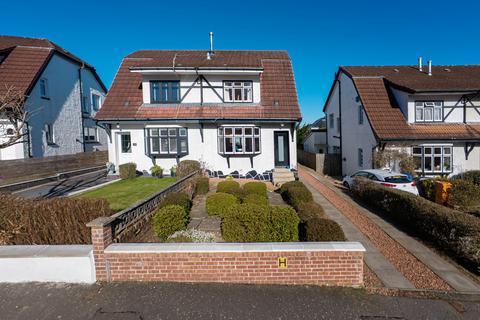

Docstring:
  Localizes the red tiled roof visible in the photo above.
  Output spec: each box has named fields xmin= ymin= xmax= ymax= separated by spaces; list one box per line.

xmin=351 ymin=76 xmax=480 ymax=140
xmin=95 ymin=50 xmax=301 ymax=121
xmin=0 ymin=35 xmax=106 ymax=96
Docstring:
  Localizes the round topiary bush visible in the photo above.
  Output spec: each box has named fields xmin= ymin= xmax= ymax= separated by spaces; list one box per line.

xmin=195 ymin=177 xmax=210 ymax=195
xmin=283 ymin=186 xmax=313 ymax=210
xmin=279 ymin=181 xmax=306 ymax=195
xmin=304 ymin=217 xmax=346 ymax=241
xmin=153 ymin=205 xmax=188 ymax=241
xmin=216 ymin=180 xmax=245 ymax=199
xmin=222 ymin=203 xmax=272 ymax=242
xmin=206 ymin=192 xmax=239 ymax=217
xmin=119 ymin=162 xmax=137 ymax=179
xmin=160 ymin=192 xmax=192 ymax=213
xmin=243 ymin=193 xmax=269 ymax=207
xmin=177 ymin=160 xmax=201 ymax=178
xmin=269 ymin=205 xmax=300 ymax=241
xmin=243 ymin=182 xmax=267 ymax=197
xmin=297 ymin=201 xmax=325 ymax=223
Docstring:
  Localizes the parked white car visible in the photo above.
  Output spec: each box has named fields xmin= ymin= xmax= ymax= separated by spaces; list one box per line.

xmin=342 ymin=169 xmax=419 ymax=195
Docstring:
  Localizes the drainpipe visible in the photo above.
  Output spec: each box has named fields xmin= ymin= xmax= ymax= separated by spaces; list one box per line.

xmin=337 ymin=75 xmax=343 ymax=175
xmin=25 ymin=121 xmax=32 ymax=158
xmin=78 ymin=65 xmax=86 ymax=152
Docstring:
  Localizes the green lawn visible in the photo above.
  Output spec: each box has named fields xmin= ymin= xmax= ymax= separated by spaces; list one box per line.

xmin=79 ymin=177 xmax=177 ymax=212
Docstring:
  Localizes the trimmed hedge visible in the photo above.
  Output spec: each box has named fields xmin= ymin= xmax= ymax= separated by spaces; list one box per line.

xmin=304 ymin=218 xmax=346 ymax=241
xmin=279 ymin=181 xmax=306 ymax=196
xmin=217 ymin=180 xmax=245 ymax=199
xmin=119 ymin=162 xmax=137 ymax=179
xmin=160 ymin=192 xmax=192 ymax=213
xmin=243 ymin=194 xmax=269 ymax=207
xmin=243 ymin=182 xmax=267 ymax=197
xmin=270 ymin=205 xmax=300 ymax=241
xmin=457 ymin=170 xmax=480 ymax=186
xmin=352 ymin=177 xmax=480 ymax=272
xmin=282 ymin=186 xmax=313 ymax=210
xmin=297 ymin=201 xmax=325 ymax=223
xmin=222 ymin=203 xmax=299 ymax=242
xmin=206 ymin=192 xmax=239 ymax=217
xmin=222 ymin=204 xmax=272 ymax=242
xmin=153 ymin=205 xmax=188 ymax=241
xmin=177 ymin=160 xmax=201 ymax=178
xmin=0 ymin=192 xmax=112 ymax=245
xmin=195 ymin=177 xmax=210 ymax=195
xmin=446 ymin=179 xmax=480 ymax=213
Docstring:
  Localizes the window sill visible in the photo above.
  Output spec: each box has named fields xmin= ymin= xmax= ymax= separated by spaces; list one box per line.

xmin=41 ymin=96 xmax=50 ymax=100
xmin=85 ymin=141 xmax=99 ymax=144
xmin=219 ymin=153 xmax=261 ymax=157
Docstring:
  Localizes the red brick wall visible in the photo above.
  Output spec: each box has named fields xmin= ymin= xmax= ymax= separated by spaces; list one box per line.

xmin=102 ymin=249 xmax=363 ymax=286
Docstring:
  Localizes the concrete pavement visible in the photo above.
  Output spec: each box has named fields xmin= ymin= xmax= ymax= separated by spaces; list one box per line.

xmin=1 ymin=282 xmax=479 ymax=319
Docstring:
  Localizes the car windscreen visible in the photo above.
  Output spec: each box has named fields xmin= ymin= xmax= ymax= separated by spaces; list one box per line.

xmin=384 ymin=175 xmax=411 ymax=183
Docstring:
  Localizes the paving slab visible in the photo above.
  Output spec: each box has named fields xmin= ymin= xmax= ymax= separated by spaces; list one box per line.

xmin=300 ymin=175 xmax=415 ymax=290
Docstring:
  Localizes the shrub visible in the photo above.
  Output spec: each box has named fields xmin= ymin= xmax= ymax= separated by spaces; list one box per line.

xmin=150 ymin=165 xmax=163 ymax=178
xmin=217 ymin=180 xmax=245 ymax=199
xmin=243 ymin=194 xmax=269 ymax=207
xmin=282 ymin=186 xmax=313 ymax=210
xmin=279 ymin=181 xmax=306 ymax=195
xmin=195 ymin=177 xmax=209 ymax=195
xmin=160 ymin=192 xmax=192 ymax=213
xmin=297 ymin=201 xmax=325 ymax=223
xmin=304 ymin=218 xmax=346 ymax=241
xmin=0 ymin=192 xmax=112 ymax=245
xmin=206 ymin=192 xmax=239 ymax=217
xmin=351 ymin=177 xmax=480 ymax=272
xmin=153 ymin=205 xmax=188 ymax=241
xmin=447 ymin=179 xmax=480 ymax=212
xmin=222 ymin=204 xmax=272 ymax=242
xmin=243 ymin=182 xmax=267 ymax=197
xmin=119 ymin=162 xmax=137 ymax=179
xmin=177 ymin=160 xmax=201 ymax=178
xmin=458 ymin=170 xmax=480 ymax=186
xmin=269 ymin=205 xmax=300 ymax=241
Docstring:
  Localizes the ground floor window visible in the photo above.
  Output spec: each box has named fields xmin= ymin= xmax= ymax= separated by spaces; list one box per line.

xmin=147 ymin=127 xmax=188 ymax=156
xmin=84 ymin=127 xmax=98 ymax=142
xmin=120 ymin=133 xmax=131 ymax=153
xmin=217 ymin=126 xmax=261 ymax=155
xmin=358 ymin=148 xmax=363 ymax=167
xmin=412 ymin=145 xmax=452 ymax=174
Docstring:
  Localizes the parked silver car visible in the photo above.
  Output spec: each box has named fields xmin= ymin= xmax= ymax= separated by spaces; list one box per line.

xmin=342 ymin=169 xmax=419 ymax=195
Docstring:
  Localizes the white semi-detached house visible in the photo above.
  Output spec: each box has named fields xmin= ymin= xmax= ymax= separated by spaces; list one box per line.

xmin=324 ymin=60 xmax=480 ymax=176
xmin=95 ymin=49 xmax=302 ymax=179
xmin=0 ymin=36 xmax=107 ymax=160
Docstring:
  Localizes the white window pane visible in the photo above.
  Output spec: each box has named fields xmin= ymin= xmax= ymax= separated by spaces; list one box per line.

xmin=443 ymin=156 xmax=451 ymax=172
xmin=225 ymin=137 xmax=233 ymax=153
xmin=224 ymin=128 xmax=233 ymax=136
xmin=160 ymin=129 xmax=168 ymax=136
xmin=168 ymin=128 xmax=176 ymax=136
xmin=434 ymin=147 xmax=442 ymax=154
xmin=180 ymin=139 xmax=187 ymax=153
xmin=434 ymin=108 xmax=442 ymax=121
xmin=434 ymin=156 xmax=442 ymax=171
xmin=413 ymin=147 xmax=422 ymax=155
xmin=234 ymin=88 xmax=242 ymax=101
xmin=244 ymin=127 xmax=252 ymax=136
xmin=235 ymin=137 xmax=243 ymax=153
xmin=150 ymin=129 xmax=159 ymax=136
xmin=218 ymin=127 xmax=224 ymax=135
xmin=169 ymin=138 xmax=177 ymax=153
xmin=161 ymin=138 xmax=169 ymax=152
xmin=245 ymin=137 xmax=253 ymax=152
xmin=424 ymin=147 xmax=432 ymax=154
xmin=254 ymin=127 xmax=260 ymax=136
xmin=413 ymin=156 xmax=422 ymax=171
xmin=218 ymin=137 xmax=224 ymax=153
xmin=179 ymin=128 xmax=187 ymax=136
xmin=444 ymin=147 xmax=452 ymax=155
xmin=254 ymin=137 xmax=260 ymax=152
xmin=424 ymin=108 xmax=433 ymax=121
xmin=151 ymin=138 xmax=160 ymax=153
xmin=415 ymin=107 xmax=423 ymax=121
xmin=234 ymin=127 xmax=243 ymax=135
xmin=424 ymin=157 xmax=432 ymax=171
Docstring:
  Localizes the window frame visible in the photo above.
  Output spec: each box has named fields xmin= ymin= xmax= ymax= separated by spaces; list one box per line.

xmin=358 ymin=105 xmax=364 ymax=125
xmin=217 ymin=126 xmax=261 ymax=156
xmin=223 ymin=81 xmax=253 ymax=103
xmin=84 ymin=127 xmax=98 ymax=143
xmin=358 ymin=148 xmax=363 ymax=167
xmin=329 ymin=114 xmax=334 ymax=129
xmin=146 ymin=127 xmax=188 ymax=156
xmin=414 ymin=101 xmax=444 ymax=123
xmin=150 ymin=81 xmax=181 ymax=103
xmin=412 ymin=145 xmax=452 ymax=175
xmin=39 ymin=78 xmax=49 ymax=99
xmin=45 ymin=123 xmax=54 ymax=145
xmin=120 ymin=133 xmax=132 ymax=153
xmin=91 ymin=93 xmax=101 ymax=111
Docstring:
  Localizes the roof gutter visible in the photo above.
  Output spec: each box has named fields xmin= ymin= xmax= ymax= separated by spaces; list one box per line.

xmin=95 ymin=118 xmax=300 ymax=124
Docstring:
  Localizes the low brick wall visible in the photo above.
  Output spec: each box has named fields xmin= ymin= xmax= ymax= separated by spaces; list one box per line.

xmin=87 ymin=217 xmax=365 ymax=287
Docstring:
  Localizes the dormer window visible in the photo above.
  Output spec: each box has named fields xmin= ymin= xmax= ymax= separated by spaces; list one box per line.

xmin=223 ymin=81 xmax=253 ymax=103
xmin=415 ymin=101 xmax=443 ymax=122
xmin=150 ymin=81 xmax=180 ymax=103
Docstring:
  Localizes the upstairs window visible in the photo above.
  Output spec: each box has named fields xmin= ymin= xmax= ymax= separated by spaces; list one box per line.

xmin=147 ymin=127 xmax=188 ymax=156
xmin=39 ymin=78 xmax=49 ymax=98
xmin=45 ymin=124 xmax=54 ymax=145
xmin=218 ymin=126 xmax=260 ymax=155
xmin=92 ymin=93 xmax=101 ymax=111
xmin=84 ymin=127 xmax=98 ymax=142
xmin=415 ymin=101 xmax=443 ymax=122
xmin=329 ymin=114 xmax=334 ymax=129
xmin=336 ymin=117 xmax=340 ymax=133
xmin=358 ymin=148 xmax=363 ymax=167
xmin=358 ymin=105 xmax=364 ymax=125
xmin=150 ymin=81 xmax=180 ymax=103
xmin=224 ymin=81 xmax=253 ymax=103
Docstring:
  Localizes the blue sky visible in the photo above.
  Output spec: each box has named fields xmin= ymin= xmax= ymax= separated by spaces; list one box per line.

xmin=2 ymin=0 xmax=479 ymax=123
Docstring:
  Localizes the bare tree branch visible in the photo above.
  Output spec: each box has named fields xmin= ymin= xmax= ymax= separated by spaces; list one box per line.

xmin=0 ymin=85 xmax=29 ymax=150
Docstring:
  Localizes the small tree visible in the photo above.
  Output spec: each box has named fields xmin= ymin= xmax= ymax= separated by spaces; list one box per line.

xmin=296 ymin=123 xmax=309 ymax=149
xmin=0 ymin=86 xmax=28 ymax=149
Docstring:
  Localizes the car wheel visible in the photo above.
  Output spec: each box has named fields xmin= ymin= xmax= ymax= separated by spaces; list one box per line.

xmin=343 ymin=181 xmax=350 ymax=189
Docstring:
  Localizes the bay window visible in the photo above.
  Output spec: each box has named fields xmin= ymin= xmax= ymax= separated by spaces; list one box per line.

xmin=412 ymin=145 xmax=452 ymax=174
xmin=147 ymin=127 xmax=188 ymax=155
xmin=223 ymin=81 xmax=253 ymax=102
xmin=415 ymin=101 xmax=443 ymax=122
xmin=218 ymin=126 xmax=260 ymax=155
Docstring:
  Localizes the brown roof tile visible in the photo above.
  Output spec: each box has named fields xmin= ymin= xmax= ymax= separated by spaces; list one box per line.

xmin=95 ymin=50 xmax=301 ymax=121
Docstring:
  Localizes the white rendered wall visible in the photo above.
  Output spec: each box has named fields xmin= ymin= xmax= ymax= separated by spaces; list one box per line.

xmin=0 ymin=121 xmax=25 ymax=160
xmin=0 ymin=245 xmax=95 ymax=283
xmin=303 ymin=132 xmax=327 ymax=153
xmin=324 ymin=80 xmax=341 ymax=154
xmin=108 ymin=122 xmax=297 ymax=175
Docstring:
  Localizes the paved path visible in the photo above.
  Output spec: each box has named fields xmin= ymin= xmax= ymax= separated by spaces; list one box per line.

xmin=299 ymin=166 xmax=480 ymax=293
xmin=188 ymin=190 xmax=223 ymax=242
xmin=13 ymin=170 xmax=110 ymax=199
xmin=1 ymin=282 xmax=478 ymax=320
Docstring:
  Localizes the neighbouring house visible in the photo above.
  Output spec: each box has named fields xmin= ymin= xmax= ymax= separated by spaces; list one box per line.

xmin=95 ymin=47 xmax=302 ymax=180
xmin=324 ymin=59 xmax=480 ymax=176
xmin=0 ymin=36 xmax=107 ymax=160
xmin=303 ymin=117 xmax=327 ymax=153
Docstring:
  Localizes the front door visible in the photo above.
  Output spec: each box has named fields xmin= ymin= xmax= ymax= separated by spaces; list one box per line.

xmin=274 ymin=131 xmax=290 ymax=167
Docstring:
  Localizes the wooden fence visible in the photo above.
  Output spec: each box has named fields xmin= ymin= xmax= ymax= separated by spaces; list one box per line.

xmin=297 ymin=149 xmax=342 ymax=177
xmin=0 ymin=151 xmax=108 ymax=185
